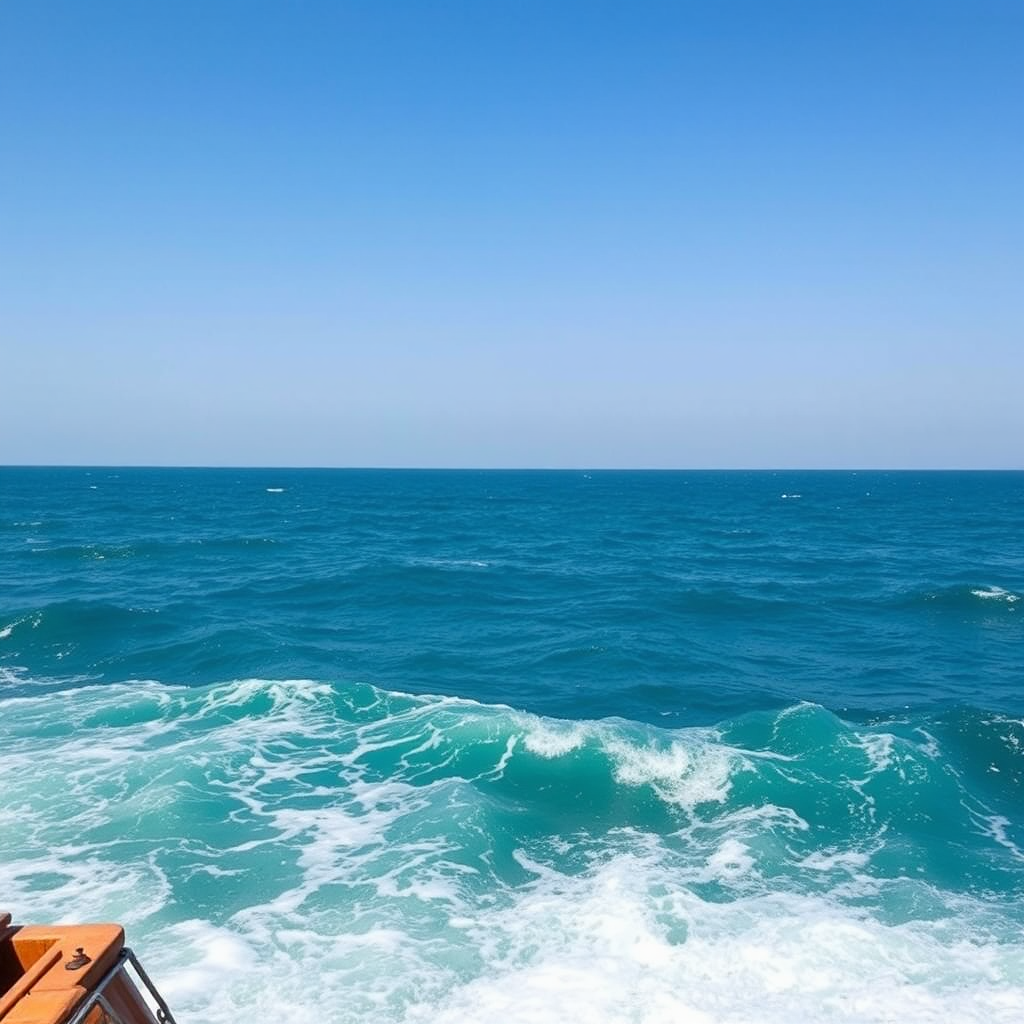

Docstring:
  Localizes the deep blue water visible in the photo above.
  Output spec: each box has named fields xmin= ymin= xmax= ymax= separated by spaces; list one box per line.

xmin=1 ymin=468 xmax=1022 ymax=1023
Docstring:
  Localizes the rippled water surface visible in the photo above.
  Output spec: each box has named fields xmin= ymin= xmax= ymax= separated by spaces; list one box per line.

xmin=1 ymin=469 xmax=1022 ymax=1022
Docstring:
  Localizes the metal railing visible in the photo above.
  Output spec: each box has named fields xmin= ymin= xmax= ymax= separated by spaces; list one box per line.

xmin=65 ymin=948 xmax=178 ymax=1024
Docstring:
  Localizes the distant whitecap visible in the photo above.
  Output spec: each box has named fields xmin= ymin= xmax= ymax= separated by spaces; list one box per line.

xmin=971 ymin=586 xmax=1019 ymax=603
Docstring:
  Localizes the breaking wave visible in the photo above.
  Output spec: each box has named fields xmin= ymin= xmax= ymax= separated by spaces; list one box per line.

xmin=1 ymin=678 xmax=1022 ymax=1024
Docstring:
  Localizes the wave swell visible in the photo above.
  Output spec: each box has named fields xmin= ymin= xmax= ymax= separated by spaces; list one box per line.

xmin=1 ymin=678 xmax=1022 ymax=1023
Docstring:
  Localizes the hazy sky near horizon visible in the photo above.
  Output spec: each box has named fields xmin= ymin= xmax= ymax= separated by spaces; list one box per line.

xmin=1 ymin=1 xmax=1022 ymax=468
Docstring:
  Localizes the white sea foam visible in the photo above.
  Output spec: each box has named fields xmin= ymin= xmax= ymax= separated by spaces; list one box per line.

xmin=118 ymin=838 xmax=1024 ymax=1024
xmin=973 ymin=813 xmax=1024 ymax=863
xmin=521 ymin=718 xmax=587 ymax=757
xmin=914 ymin=728 xmax=942 ymax=758
xmin=854 ymin=731 xmax=897 ymax=774
xmin=708 ymin=802 xmax=810 ymax=833
xmin=603 ymin=734 xmax=738 ymax=809
xmin=797 ymin=849 xmax=872 ymax=872
xmin=516 ymin=713 xmax=742 ymax=810
xmin=0 ymin=846 xmax=171 ymax=927
xmin=971 ymin=586 xmax=1020 ymax=603
xmin=701 ymin=837 xmax=756 ymax=881
xmin=2 ymin=678 xmax=1023 ymax=1024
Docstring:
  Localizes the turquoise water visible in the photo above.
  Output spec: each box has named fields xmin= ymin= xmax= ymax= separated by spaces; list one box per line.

xmin=1 ymin=468 xmax=1022 ymax=1022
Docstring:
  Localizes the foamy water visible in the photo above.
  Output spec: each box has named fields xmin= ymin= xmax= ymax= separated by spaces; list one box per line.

xmin=1 ymin=679 xmax=1022 ymax=1023
xmin=2 ymin=468 xmax=1022 ymax=1021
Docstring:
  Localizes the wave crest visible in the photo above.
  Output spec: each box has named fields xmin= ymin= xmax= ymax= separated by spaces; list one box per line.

xmin=2 ymin=678 xmax=1023 ymax=1024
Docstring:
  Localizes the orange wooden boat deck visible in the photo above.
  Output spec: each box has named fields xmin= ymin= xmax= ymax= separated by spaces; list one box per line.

xmin=0 ymin=914 xmax=175 ymax=1024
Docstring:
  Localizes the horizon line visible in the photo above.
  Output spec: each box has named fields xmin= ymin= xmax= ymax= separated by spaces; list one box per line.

xmin=3 ymin=464 xmax=1023 ymax=473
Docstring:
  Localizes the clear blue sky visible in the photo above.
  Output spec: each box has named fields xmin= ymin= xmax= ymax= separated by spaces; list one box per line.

xmin=1 ymin=1 xmax=1021 ymax=468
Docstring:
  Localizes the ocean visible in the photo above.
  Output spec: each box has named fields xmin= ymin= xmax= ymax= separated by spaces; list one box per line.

xmin=1 ymin=467 xmax=1021 ymax=1022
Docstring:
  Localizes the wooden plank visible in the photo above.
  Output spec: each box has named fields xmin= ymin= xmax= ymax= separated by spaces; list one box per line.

xmin=0 ymin=946 xmax=62 ymax=1021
